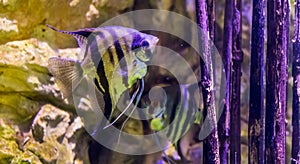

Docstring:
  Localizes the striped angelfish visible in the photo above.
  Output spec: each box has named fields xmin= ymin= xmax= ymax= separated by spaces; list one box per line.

xmin=143 ymin=83 xmax=201 ymax=162
xmin=47 ymin=25 xmax=159 ymax=127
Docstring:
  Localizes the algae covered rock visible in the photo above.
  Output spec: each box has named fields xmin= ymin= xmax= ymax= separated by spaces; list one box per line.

xmin=0 ymin=39 xmax=73 ymax=123
xmin=0 ymin=110 xmax=88 ymax=164
xmin=0 ymin=121 xmax=42 ymax=163
xmin=0 ymin=0 xmax=134 ymax=48
xmin=0 ymin=37 xmax=90 ymax=163
xmin=0 ymin=63 xmax=51 ymax=123
xmin=28 ymin=105 xmax=87 ymax=164
xmin=0 ymin=38 xmax=81 ymax=66
xmin=0 ymin=38 xmax=80 ymax=122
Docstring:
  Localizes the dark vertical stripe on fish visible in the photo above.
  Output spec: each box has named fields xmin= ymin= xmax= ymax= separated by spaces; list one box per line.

xmin=166 ymin=95 xmax=181 ymax=140
xmin=89 ymin=32 xmax=109 ymax=90
xmin=171 ymin=87 xmax=187 ymax=142
xmin=96 ymin=31 xmax=115 ymax=66
xmin=166 ymin=87 xmax=180 ymax=138
xmin=107 ymin=47 xmax=115 ymax=65
xmin=94 ymin=78 xmax=105 ymax=94
xmin=105 ymin=28 xmax=128 ymax=87
xmin=120 ymin=36 xmax=130 ymax=54
xmin=93 ymin=78 xmax=111 ymax=119
xmin=88 ymin=32 xmax=112 ymax=119
xmin=180 ymin=89 xmax=194 ymax=141
xmin=175 ymin=85 xmax=196 ymax=142
xmin=131 ymin=33 xmax=142 ymax=51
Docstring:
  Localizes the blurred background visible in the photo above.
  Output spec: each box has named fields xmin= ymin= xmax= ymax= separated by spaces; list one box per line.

xmin=0 ymin=0 xmax=296 ymax=163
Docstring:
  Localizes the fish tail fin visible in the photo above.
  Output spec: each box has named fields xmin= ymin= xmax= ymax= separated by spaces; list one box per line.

xmin=48 ymin=57 xmax=83 ymax=98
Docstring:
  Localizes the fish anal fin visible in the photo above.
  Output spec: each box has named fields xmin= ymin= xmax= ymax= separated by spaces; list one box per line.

xmin=48 ymin=57 xmax=83 ymax=98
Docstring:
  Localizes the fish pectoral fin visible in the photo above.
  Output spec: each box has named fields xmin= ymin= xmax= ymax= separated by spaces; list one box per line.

xmin=48 ymin=57 xmax=83 ymax=98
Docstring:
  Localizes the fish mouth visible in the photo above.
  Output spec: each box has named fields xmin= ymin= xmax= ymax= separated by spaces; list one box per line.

xmin=153 ymin=107 xmax=164 ymax=118
xmin=150 ymin=37 xmax=159 ymax=54
xmin=152 ymin=37 xmax=159 ymax=45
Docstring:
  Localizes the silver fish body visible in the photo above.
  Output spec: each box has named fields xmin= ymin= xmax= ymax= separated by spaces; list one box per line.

xmin=47 ymin=25 xmax=159 ymax=121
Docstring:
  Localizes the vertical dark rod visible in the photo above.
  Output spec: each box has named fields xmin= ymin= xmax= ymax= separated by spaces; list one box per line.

xmin=207 ymin=0 xmax=215 ymax=41
xmin=265 ymin=0 xmax=276 ymax=162
xmin=265 ymin=0 xmax=289 ymax=163
xmin=230 ymin=0 xmax=243 ymax=163
xmin=218 ymin=0 xmax=233 ymax=163
xmin=195 ymin=0 xmax=220 ymax=163
xmin=292 ymin=0 xmax=300 ymax=163
xmin=285 ymin=0 xmax=290 ymax=162
xmin=248 ymin=0 xmax=265 ymax=163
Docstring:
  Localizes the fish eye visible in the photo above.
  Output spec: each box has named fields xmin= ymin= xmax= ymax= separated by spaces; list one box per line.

xmin=140 ymin=40 xmax=150 ymax=48
xmin=156 ymin=76 xmax=173 ymax=84
xmin=165 ymin=76 xmax=171 ymax=81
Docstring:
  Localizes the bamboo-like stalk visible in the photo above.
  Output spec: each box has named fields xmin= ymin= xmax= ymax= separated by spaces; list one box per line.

xmin=217 ymin=0 xmax=233 ymax=163
xmin=248 ymin=0 xmax=265 ymax=163
xmin=206 ymin=0 xmax=215 ymax=41
xmin=292 ymin=0 xmax=300 ymax=163
xmin=230 ymin=0 xmax=243 ymax=163
xmin=265 ymin=0 xmax=289 ymax=163
xmin=195 ymin=0 xmax=220 ymax=163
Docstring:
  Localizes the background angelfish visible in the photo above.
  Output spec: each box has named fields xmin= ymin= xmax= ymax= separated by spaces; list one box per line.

xmin=142 ymin=83 xmax=202 ymax=162
xmin=47 ymin=25 xmax=159 ymax=123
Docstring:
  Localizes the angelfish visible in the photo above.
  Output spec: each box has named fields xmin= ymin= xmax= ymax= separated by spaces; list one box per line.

xmin=47 ymin=25 xmax=159 ymax=126
xmin=143 ymin=83 xmax=201 ymax=163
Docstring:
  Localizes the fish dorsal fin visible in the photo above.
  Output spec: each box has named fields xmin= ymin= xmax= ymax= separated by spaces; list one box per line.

xmin=46 ymin=24 xmax=96 ymax=48
xmin=48 ymin=57 xmax=83 ymax=98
